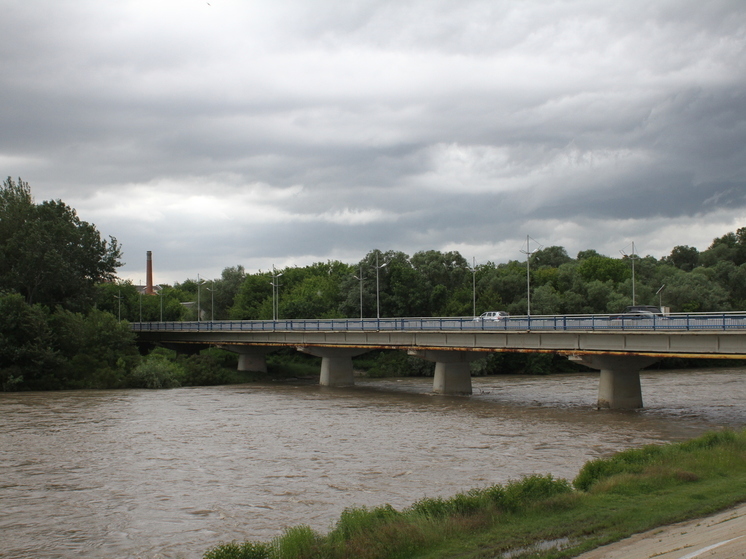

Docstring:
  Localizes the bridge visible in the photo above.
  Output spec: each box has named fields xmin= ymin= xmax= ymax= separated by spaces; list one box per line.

xmin=132 ymin=312 xmax=746 ymax=410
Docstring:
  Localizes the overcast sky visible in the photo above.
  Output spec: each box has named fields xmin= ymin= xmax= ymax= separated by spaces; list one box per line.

xmin=2 ymin=0 xmax=745 ymax=284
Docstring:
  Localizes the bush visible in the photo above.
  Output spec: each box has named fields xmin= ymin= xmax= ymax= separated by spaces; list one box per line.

xmin=127 ymin=355 xmax=184 ymax=388
xmin=329 ymin=504 xmax=401 ymax=541
xmin=203 ymin=540 xmax=272 ymax=559
xmin=179 ymin=354 xmax=231 ymax=386
xmin=502 ymin=474 xmax=573 ymax=509
xmin=272 ymin=525 xmax=320 ymax=559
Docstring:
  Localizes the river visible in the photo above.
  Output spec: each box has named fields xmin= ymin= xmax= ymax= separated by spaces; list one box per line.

xmin=1 ymin=368 xmax=744 ymax=559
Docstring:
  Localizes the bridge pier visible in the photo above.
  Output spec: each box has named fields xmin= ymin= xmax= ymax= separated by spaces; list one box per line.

xmin=218 ymin=345 xmax=276 ymax=373
xmin=409 ymin=350 xmax=480 ymax=395
xmin=569 ymin=354 xmax=659 ymax=409
xmin=297 ymin=347 xmax=368 ymax=387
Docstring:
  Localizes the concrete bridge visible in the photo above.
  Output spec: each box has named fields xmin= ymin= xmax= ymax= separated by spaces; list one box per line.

xmin=132 ymin=313 xmax=746 ymax=409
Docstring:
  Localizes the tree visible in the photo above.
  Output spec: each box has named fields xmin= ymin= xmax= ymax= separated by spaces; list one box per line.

xmin=230 ymin=273 xmax=273 ymax=319
xmin=0 ymin=293 xmax=60 ymax=390
xmin=0 ymin=177 xmax=122 ymax=311
xmin=664 ymin=268 xmax=731 ymax=312
xmin=211 ymin=265 xmax=246 ymax=319
xmin=410 ymin=250 xmax=470 ymax=316
xmin=531 ymin=246 xmax=572 ymax=268
xmin=663 ymin=245 xmax=700 ymax=271
xmin=701 ymin=227 xmax=746 ymax=267
xmin=576 ymin=256 xmax=631 ymax=284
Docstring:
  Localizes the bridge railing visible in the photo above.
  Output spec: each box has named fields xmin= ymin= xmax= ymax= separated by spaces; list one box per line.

xmin=130 ymin=312 xmax=746 ymax=332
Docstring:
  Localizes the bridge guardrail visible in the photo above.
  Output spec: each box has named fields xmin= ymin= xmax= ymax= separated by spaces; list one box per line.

xmin=130 ymin=313 xmax=746 ymax=333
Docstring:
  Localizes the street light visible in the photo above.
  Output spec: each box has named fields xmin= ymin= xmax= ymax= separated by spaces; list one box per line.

xmin=270 ymin=266 xmax=283 ymax=321
xmin=196 ymin=273 xmax=205 ymax=321
xmin=157 ymin=285 xmax=165 ymax=322
xmin=620 ymin=242 xmax=638 ymax=306
xmin=471 ymin=257 xmax=477 ymax=318
xmin=375 ymin=252 xmax=387 ymax=320
xmin=656 ymin=284 xmax=666 ymax=310
xmin=353 ymin=266 xmax=364 ymax=319
xmin=114 ymin=289 xmax=122 ymax=322
xmin=520 ymin=235 xmax=542 ymax=316
xmin=205 ymin=280 xmax=215 ymax=321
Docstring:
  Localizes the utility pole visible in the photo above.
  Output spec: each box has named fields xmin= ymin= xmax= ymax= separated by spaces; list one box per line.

xmin=520 ymin=235 xmax=542 ymax=316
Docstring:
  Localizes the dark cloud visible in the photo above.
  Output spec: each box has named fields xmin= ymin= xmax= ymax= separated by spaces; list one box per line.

xmin=0 ymin=0 xmax=744 ymax=282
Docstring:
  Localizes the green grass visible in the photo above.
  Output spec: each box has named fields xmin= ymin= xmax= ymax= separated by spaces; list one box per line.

xmin=203 ymin=429 xmax=746 ymax=559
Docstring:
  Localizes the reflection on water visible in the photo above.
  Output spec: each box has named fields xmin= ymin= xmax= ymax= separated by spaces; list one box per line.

xmin=1 ymin=368 xmax=744 ymax=559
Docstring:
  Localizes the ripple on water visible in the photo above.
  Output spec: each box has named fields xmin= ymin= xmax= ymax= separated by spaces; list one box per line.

xmin=0 ymin=368 xmax=744 ymax=558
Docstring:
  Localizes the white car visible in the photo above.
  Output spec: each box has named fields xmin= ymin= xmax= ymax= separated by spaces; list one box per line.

xmin=474 ymin=311 xmax=510 ymax=321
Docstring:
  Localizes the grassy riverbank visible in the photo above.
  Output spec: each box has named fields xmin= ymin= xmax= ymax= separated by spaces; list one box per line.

xmin=204 ymin=429 xmax=746 ymax=559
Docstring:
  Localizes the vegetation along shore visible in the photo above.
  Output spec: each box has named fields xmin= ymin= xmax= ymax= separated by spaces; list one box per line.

xmin=2 ymin=177 xmax=746 ymax=392
xmin=203 ymin=429 xmax=746 ymax=559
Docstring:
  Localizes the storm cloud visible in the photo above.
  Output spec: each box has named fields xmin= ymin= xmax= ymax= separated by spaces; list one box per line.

xmin=1 ymin=0 xmax=744 ymax=283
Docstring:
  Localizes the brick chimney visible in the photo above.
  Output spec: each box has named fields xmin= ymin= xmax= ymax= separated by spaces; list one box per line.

xmin=146 ymin=251 xmax=154 ymax=295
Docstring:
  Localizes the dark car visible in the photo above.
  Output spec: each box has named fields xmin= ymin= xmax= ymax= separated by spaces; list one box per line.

xmin=610 ymin=305 xmax=664 ymax=320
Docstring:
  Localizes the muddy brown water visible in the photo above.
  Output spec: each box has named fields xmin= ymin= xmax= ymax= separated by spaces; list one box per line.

xmin=1 ymin=368 xmax=744 ymax=558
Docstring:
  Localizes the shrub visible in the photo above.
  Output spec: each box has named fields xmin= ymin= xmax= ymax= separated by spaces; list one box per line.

xmin=272 ymin=525 xmax=320 ymax=559
xmin=127 ymin=355 xmax=185 ymax=388
xmin=203 ymin=540 xmax=272 ymax=559
xmin=179 ymin=354 xmax=230 ymax=386
xmin=573 ymin=444 xmax=668 ymax=491
xmin=329 ymin=504 xmax=401 ymax=541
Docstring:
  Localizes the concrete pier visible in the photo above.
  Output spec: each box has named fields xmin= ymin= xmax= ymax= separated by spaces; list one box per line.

xmin=570 ymin=354 xmax=659 ymax=409
xmin=409 ymin=350 xmax=480 ymax=395
xmin=219 ymin=345 xmax=275 ymax=373
xmin=297 ymin=347 xmax=368 ymax=387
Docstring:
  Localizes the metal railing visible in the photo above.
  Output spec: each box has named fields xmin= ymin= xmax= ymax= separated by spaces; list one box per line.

xmin=130 ymin=312 xmax=746 ymax=333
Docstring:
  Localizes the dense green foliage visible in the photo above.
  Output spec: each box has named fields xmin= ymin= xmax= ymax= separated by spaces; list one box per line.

xmin=203 ymin=430 xmax=746 ymax=559
xmin=0 ymin=179 xmax=246 ymax=391
xmin=223 ymin=231 xmax=746 ymax=321
xmin=2 ymin=176 xmax=745 ymax=389
xmin=0 ymin=292 xmax=140 ymax=390
xmin=0 ymin=177 xmax=121 ymax=311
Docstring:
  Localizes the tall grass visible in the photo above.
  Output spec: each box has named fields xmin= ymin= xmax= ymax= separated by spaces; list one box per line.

xmin=203 ymin=430 xmax=746 ymax=559
xmin=203 ymin=475 xmax=572 ymax=559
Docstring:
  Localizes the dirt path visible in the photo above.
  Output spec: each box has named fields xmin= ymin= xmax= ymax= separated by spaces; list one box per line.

xmin=575 ymin=503 xmax=746 ymax=558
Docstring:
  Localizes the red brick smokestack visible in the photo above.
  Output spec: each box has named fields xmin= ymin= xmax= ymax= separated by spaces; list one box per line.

xmin=146 ymin=251 xmax=154 ymax=295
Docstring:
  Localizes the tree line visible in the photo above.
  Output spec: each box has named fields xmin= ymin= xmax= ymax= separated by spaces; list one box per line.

xmin=2 ymin=176 xmax=745 ymax=390
xmin=109 ymin=232 xmax=746 ymax=323
xmin=0 ymin=178 xmax=236 ymax=390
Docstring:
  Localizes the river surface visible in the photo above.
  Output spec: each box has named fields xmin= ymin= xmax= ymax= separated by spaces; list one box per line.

xmin=1 ymin=368 xmax=745 ymax=559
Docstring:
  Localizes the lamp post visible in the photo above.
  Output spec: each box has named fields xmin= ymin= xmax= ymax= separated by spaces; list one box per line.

xmin=115 ymin=289 xmax=122 ymax=322
xmin=138 ymin=280 xmax=143 ymax=322
xmin=196 ymin=273 xmax=204 ymax=321
xmin=471 ymin=257 xmax=477 ymax=318
xmin=520 ymin=235 xmax=542 ymax=316
xmin=375 ymin=252 xmax=387 ymax=320
xmin=157 ymin=285 xmax=164 ymax=322
xmin=620 ymin=242 xmax=638 ymax=306
xmin=206 ymin=280 xmax=215 ymax=321
xmin=270 ymin=266 xmax=283 ymax=320
xmin=656 ymin=284 xmax=666 ymax=310
xmin=353 ymin=266 xmax=364 ymax=319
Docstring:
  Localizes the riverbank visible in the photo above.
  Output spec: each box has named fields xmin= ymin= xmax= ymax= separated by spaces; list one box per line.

xmin=574 ymin=502 xmax=746 ymax=559
xmin=204 ymin=430 xmax=746 ymax=559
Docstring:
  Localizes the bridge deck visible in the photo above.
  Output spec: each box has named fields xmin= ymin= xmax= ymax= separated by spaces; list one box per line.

xmin=132 ymin=313 xmax=746 ymax=358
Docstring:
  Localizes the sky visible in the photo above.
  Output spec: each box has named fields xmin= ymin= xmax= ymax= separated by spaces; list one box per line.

xmin=1 ymin=0 xmax=745 ymax=285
